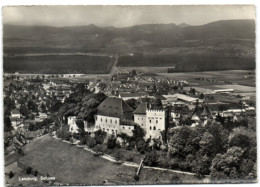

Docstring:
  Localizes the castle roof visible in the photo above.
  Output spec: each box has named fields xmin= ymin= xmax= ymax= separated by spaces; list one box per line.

xmin=97 ymin=97 xmax=133 ymax=118
xmin=133 ymin=102 xmax=147 ymax=115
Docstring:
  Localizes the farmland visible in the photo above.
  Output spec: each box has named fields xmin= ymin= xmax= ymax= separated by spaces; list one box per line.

xmin=4 ymin=55 xmax=114 ymax=74
xmin=159 ymin=70 xmax=255 ymax=87
xmin=117 ymin=55 xmax=255 ymax=72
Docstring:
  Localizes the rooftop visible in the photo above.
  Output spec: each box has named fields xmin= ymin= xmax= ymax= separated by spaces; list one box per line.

xmin=133 ymin=102 xmax=147 ymax=115
xmin=97 ymin=97 xmax=133 ymax=118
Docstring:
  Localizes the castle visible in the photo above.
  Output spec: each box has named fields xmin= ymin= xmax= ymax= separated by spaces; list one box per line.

xmin=67 ymin=97 xmax=167 ymax=141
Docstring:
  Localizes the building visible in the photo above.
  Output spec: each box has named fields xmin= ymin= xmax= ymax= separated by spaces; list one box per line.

xmin=146 ymin=109 xmax=166 ymax=141
xmin=190 ymin=103 xmax=212 ymax=126
xmin=119 ymin=92 xmax=148 ymax=100
xmin=133 ymin=102 xmax=166 ymax=141
xmin=94 ymin=97 xmax=134 ymax=136
xmin=133 ymin=102 xmax=147 ymax=129
xmin=67 ymin=116 xmax=79 ymax=133
xmin=163 ymin=93 xmax=203 ymax=106
xmin=11 ymin=109 xmax=21 ymax=118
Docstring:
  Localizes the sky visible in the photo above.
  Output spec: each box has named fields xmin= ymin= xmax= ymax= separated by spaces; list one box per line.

xmin=2 ymin=5 xmax=255 ymax=27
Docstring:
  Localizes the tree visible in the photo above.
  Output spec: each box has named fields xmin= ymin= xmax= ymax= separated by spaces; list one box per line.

xmin=107 ymin=136 xmax=117 ymax=149
xmin=40 ymin=103 xmax=47 ymax=113
xmin=210 ymin=146 xmax=245 ymax=180
xmin=9 ymin=171 xmax=14 ymax=178
xmin=25 ymin=167 xmax=32 ymax=174
xmin=4 ymin=116 xmax=12 ymax=132
xmin=199 ymin=93 xmax=204 ymax=99
xmin=76 ymin=120 xmax=85 ymax=134
xmin=199 ymin=132 xmax=215 ymax=156
xmin=20 ymin=104 xmax=29 ymax=117
xmin=136 ymin=139 xmax=147 ymax=154
xmin=28 ymin=123 xmax=34 ymax=131
xmin=132 ymin=125 xmax=145 ymax=143
xmin=144 ymin=150 xmax=158 ymax=167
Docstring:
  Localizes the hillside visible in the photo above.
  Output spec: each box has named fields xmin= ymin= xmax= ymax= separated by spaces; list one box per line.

xmin=3 ymin=19 xmax=256 ymax=73
xmin=4 ymin=19 xmax=255 ymax=55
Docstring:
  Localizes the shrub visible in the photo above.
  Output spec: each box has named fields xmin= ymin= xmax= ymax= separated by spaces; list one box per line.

xmin=87 ymin=138 xmax=97 ymax=148
xmin=133 ymin=174 xmax=139 ymax=181
xmin=107 ymin=136 xmax=117 ymax=149
xmin=9 ymin=171 xmax=14 ymax=178
xmin=25 ymin=167 xmax=32 ymax=174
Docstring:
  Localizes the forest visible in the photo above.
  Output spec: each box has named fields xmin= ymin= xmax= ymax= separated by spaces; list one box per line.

xmin=4 ymin=55 xmax=114 ymax=74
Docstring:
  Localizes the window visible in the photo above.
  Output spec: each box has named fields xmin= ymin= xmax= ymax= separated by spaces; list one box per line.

xmin=154 ymin=126 xmax=156 ymax=130
xmin=129 ymin=127 xmax=131 ymax=129
xmin=138 ymin=118 xmax=139 ymax=120
xmin=107 ymin=129 xmax=109 ymax=132
xmin=101 ymin=118 xmax=102 ymax=122
xmin=123 ymin=127 xmax=125 ymax=129
xmin=156 ymin=120 xmax=158 ymax=123
xmin=149 ymin=120 xmax=151 ymax=123
xmin=115 ymin=120 xmax=117 ymax=124
xmin=105 ymin=119 xmax=107 ymax=123
xmin=110 ymin=119 xmax=112 ymax=123
xmin=150 ymin=126 xmax=152 ymax=130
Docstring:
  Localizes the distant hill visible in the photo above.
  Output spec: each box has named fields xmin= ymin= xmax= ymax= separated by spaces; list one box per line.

xmin=3 ymin=19 xmax=256 ymax=73
xmin=4 ymin=19 xmax=255 ymax=54
xmin=178 ymin=23 xmax=190 ymax=28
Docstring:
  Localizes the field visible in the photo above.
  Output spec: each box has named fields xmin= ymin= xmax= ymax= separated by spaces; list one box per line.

xmin=159 ymin=70 xmax=255 ymax=87
xmin=4 ymin=55 xmax=114 ymax=74
xmin=115 ymin=66 xmax=173 ymax=74
xmin=17 ymin=135 xmax=199 ymax=185
xmin=117 ymin=55 xmax=255 ymax=72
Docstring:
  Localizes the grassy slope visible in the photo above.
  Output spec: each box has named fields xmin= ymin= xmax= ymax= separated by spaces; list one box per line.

xmin=19 ymin=135 xmax=199 ymax=185
xmin=20 ymin=135 xmax=136 ymax=185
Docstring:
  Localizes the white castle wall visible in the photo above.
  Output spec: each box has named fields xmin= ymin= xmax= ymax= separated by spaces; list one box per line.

xmin=134 ymin=114 xmax=146 ymax=129
xmin=95 ymin=115 xmax=120 ymax=135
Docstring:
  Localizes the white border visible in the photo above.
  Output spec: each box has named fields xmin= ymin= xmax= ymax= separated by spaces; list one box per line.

xmin=0 ymin=1 xmax=259 ymax=187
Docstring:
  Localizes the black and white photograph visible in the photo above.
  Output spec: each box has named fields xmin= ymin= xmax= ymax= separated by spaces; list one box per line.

xmin=1 ymin=3 xmax=257 ymax=186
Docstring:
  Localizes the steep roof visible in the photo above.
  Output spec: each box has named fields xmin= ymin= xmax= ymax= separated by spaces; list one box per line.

xmin=97 ymin=97 xmax=133 ymax=118
xmin=191 ymin=104 xmax=212 ymax=119
xmin=133 ymin=102 xmax=147 ymax=115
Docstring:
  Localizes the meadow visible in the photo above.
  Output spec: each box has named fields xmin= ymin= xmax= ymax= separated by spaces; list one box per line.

xmin=18 ymin=135 xmax=199 ymax=185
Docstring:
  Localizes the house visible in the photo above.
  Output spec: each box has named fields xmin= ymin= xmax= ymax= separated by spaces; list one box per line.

xmin=190 ymin=103 xmax=212 ymax=126
xmin=10 ymin=117 xmax=23 ymax=129
xmin=222 ymin=109 xmax=245 ymax=117
xmin=11 ymin=109 xmax=21 ymax=118
xmin=163 ymin=94 xmax=203 ymax=105
xmin=67 ymin=116 xmax=79 ymax=133
xmin=119 ymin=92 xmax=148 ymax=100
xmin=94 ymin=97 xmax=134 ymax=136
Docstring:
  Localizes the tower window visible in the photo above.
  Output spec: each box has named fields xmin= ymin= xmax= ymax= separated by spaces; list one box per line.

xmin=154 ymin=126 xmax=156 ymax=130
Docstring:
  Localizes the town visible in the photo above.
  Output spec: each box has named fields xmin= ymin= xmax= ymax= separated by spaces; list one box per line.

xmin=4 ymin=69 xmax=256 ymax=185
